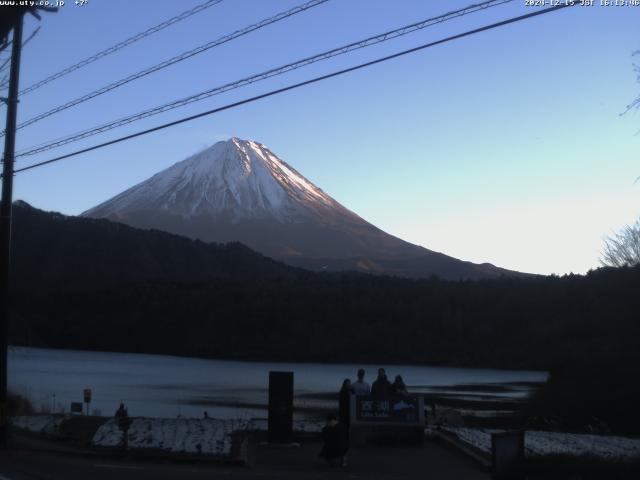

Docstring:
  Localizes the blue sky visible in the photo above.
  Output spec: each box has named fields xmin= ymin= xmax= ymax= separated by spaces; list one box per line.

xmin=4 ymin=0 xmax=639 ymax=275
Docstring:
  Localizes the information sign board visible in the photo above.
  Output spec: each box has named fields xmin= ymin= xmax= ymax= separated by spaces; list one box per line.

xmin=351 ymin=395 xmax=424 ymax=426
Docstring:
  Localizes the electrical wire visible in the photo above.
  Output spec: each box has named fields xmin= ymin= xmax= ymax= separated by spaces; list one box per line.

xmin=7 ymin=0 xmax=330 ymax=136
xmin=18 ymin=0 xmax=225 ymax=96
xmin=15 ymin=0 xmax=514 ymax=158
xmin=12 ymin=2 xmax=577 ymax=176
xmin=0 ymin=26 xmax=40 ymax=90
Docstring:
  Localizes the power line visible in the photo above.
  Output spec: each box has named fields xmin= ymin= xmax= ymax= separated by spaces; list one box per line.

xmin=0 ymin=56 xmax=9 ymax=74
xmin=0 ymin=26 xmax=40 ymax=88
xmin=16 ymin=0 xmax=515 ymax=158
xmin=6 ymin=0 xmax=330 ymax=136
xmin=12 ymin=2 xmax=576 ymax=176
xmin=18 ymin=0 xmax=225 ymax=96
xmin=0 ymin=27 xmax=38 ymax=74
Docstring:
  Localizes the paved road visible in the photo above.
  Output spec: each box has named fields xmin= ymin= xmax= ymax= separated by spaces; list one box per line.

xmin=0 ymin=440 xmax=489 ymax=480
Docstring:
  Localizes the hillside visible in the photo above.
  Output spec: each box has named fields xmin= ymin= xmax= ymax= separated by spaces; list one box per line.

xmin=10 ymin=200 xmax=299 ymax=290
xmin=7 ymin=204 xmax=640 ymax=372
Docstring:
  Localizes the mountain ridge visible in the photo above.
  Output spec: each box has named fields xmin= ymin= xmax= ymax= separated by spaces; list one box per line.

xmin=83 ymin=137 xmax=525 ymax=280
xmin=10 ymin=200 xmax=299 ymax=290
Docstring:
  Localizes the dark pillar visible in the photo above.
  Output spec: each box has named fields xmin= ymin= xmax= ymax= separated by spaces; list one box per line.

xmin=268 ymin=371 xmax=293 ymax=444
xmin=491 ymin=430 xmax=525 ymax=479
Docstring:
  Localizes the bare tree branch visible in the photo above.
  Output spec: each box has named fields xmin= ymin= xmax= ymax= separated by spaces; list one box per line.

xmin=622 ymin=50 xmax=640 ymax=115
xmin=601 ymin=219 xmax=640 ymax=267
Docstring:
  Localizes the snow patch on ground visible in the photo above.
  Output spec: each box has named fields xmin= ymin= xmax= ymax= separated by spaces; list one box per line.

xmin=91 ymin=417 xmax=324 ymax=457
xmin=247 ymin=418 xmax=324 ymax=433
xmin=10 ymin=415 xmax=64 ymax=435
xmin=92 ymin=417 xmax=249 ymax=456
xmin=440 ymin=427 xmax=640 ymax=461
xmin=10 ymin=413 xmax=325 ymax=458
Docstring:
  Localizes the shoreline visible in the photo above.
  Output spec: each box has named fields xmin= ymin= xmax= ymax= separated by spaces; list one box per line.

xmin=7 ymin=344 xmax=552 ymax=374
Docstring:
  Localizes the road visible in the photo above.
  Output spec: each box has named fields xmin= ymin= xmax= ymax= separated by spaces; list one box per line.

xmin=0 ymin=439 xmax=490 ymax=480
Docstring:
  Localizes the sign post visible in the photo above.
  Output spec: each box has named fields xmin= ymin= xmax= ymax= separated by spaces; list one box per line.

xmin=70 ymin=402 xmax=83 ymax=415
xmin=83 ymin=388 xmax=92 ymax=416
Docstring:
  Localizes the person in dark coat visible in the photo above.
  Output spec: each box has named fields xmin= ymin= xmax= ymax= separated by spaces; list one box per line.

xmin=338 ymin=378 xmax=353 ymax=426
xmin=319 ymin=413 xmax=344 ymax=466
xmin=115 ymin=402 xmax=128 ymax=418
xmin=390 ymin=375 xmax=409 ymax=396
xmin=371 ymin=368 xmax=391 ymax=396
xmin=338 ymin=378 xmax=353 ymax=467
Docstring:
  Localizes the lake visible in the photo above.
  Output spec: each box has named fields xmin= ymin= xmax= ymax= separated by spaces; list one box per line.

xmin=8 ymin=346 xmax=547 ymax=419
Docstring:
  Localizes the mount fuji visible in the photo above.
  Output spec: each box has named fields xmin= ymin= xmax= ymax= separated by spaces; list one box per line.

xmin=83 ymin=138 xmax=519 ymax=279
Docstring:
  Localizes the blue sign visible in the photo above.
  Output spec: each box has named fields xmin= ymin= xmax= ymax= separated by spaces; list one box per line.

xmin=352 ymin=395 xmax=424 ymax=424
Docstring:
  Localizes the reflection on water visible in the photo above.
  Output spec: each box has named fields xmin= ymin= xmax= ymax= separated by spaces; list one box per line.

xmin=8 ymin=346 xmax=547 ymax=419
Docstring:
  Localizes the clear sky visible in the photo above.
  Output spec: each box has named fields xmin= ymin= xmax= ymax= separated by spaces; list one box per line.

xmin=3 ymin=0 xmax=639 ymax=275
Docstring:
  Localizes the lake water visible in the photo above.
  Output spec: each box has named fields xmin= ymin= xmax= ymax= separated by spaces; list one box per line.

xmin=8 ymin=346 xmax=547 ymax=419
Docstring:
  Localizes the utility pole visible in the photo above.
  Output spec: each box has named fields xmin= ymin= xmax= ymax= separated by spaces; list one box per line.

xmin=0 ymin=8 xmax=24 ymax=449
xmin=0 ymin=4 xmax=56 ymax=449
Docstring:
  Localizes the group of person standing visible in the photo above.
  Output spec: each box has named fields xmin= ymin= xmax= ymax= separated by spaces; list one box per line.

xmin=319 ymin=367 xmax=409 ymax=467
xmin=349 ymin=367 xmax=409 ymax=397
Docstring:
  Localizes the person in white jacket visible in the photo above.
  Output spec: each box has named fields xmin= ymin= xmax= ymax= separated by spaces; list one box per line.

xmin=352 ymin=368 xmax=370 ymax=395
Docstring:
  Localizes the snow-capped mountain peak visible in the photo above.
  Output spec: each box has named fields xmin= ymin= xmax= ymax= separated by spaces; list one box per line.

xmin=84 ymin=137 xmax=346 ymax=223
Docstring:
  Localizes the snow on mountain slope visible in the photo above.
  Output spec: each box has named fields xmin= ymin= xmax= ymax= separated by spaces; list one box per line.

xmin=85 ymin=138 xmax=352 ymax=224
xmin=83 ymin=138 xmax=522 ymax=279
